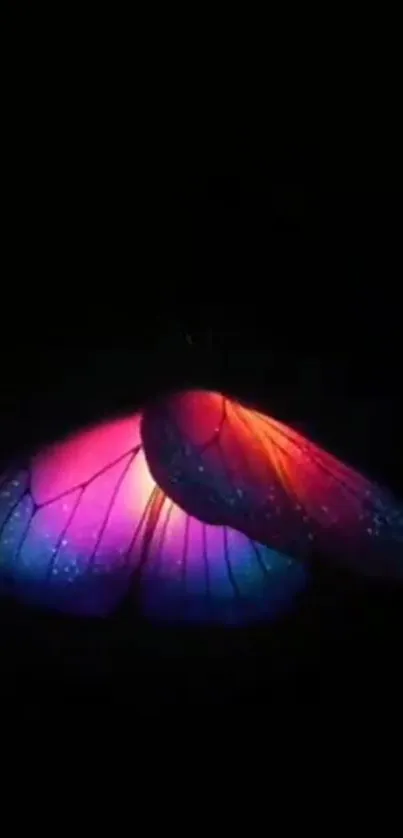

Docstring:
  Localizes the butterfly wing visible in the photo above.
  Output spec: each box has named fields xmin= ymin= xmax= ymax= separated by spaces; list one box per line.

xmin=0 ymin=416 xmax=148 ymax=614
xmin=0 ymin=412 xmax=307 ymax=622
xmin=137 ymin=498 xmax=307 ymax=624
xmin=142 ymin=390 xmax=403 ymax=580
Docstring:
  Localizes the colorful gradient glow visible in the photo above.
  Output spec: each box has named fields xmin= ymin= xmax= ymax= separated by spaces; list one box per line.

xmin=142 ymin=391 xmax=403 ymax=579
xmin=1 ymin=388 xmax=401 ymax=622
xmin=0 ymin=412 xmax=307 ymax=622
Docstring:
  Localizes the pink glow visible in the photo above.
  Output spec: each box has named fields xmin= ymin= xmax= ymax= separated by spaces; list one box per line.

xmin=31 ymin=415 xmax=142 ymax=505
xmin=0 ymin=409 xmax=307 ymax=620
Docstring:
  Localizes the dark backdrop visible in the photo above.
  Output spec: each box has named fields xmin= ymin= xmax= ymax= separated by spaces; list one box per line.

xmin=2 ymin=91 xmax=402 ymax=713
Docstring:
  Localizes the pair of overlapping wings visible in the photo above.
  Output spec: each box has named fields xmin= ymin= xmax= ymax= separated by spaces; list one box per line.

xmin=0 ymin=390 xmax=402 ymax=623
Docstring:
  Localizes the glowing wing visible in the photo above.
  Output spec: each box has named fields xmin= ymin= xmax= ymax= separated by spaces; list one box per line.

xmin=0 ymin=412 xmax=306 ymax=622
xmin=142 ymin=390 xmax=403 ymax=580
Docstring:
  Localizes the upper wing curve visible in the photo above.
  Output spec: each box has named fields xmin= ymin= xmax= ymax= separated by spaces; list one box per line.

xmin=142 ymin=390 xmax=403 ymax=580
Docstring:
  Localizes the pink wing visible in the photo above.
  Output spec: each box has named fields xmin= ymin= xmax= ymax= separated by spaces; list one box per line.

xmin=0 ymin=412 xmax=307 ymax=622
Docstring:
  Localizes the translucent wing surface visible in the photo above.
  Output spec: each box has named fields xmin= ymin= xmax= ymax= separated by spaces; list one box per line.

xmin=142 ymin=391 xmax=403 ymax=580
xmin=0 ymin=411 xmax=307 ymax=622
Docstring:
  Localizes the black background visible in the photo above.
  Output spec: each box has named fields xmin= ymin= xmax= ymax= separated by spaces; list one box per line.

xmin=1 ymin=44 xmax=402 ymax=713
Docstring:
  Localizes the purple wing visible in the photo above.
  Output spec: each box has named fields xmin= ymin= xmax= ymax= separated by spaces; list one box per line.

xmin=0 ymin=414 xmax=307 ymax=623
